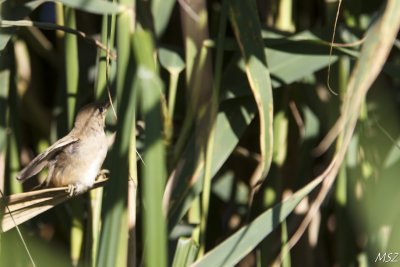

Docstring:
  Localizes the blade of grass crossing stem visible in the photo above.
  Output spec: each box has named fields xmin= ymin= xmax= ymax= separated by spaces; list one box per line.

xmin=229 ymin=0 xmax=274 ymax=185
xmin=192 ymin=175 xmax=324 ymax=267
xmin=132 ymin=27 xmax=168 ymax=267
xmin=97 ymin=5 xmax=134 ymax=267
xmin=198 ymin=0 xmax=228 ymax=257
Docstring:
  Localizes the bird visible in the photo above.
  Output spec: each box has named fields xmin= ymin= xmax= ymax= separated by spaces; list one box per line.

xmin=16 ymin=102 xmax=110 ymax=196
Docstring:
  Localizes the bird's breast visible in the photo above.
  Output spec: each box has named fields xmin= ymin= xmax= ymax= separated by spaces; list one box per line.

xmin=51 ymin=133 xmax=108 ymax=187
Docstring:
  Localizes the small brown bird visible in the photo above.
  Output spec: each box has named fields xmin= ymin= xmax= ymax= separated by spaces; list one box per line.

xmin=17 ymin=102 xmax=110 ymax=196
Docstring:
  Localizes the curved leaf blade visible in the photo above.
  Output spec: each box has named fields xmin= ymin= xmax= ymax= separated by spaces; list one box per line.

xmin=229 ymin=0 xmax=273 ymax=183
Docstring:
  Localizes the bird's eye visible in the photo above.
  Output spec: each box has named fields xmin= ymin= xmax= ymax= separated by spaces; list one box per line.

xmin=98 ymin=106 xmax=104 ymax=113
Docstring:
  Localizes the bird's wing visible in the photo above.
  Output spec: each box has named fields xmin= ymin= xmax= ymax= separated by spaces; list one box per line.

xmin=16 ymin=135 xmax=79 ymax=182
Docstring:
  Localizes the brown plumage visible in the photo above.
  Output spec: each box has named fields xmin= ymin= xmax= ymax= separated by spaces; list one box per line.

xmin=17 ymin=102 xmax=110 ymax=196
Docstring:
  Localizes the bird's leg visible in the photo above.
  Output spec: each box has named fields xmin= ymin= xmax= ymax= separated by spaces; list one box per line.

xmin=32 ymin=180 xmax=47 ymax=190
xmin=33 ymin=163 xmax=55 ymax=190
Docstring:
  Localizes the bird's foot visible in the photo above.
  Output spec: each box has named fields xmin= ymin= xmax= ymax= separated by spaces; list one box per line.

xmin=66 ymin=184 xmax=76 ymax=197
xmin=66 ymin=183 xmax=89 ymax=197
xmin=96 ymin=169 xmax=109 ymax=180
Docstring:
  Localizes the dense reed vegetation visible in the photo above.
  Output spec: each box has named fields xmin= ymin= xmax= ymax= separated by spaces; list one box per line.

xmin=1 ymin=0 xmax=399 ymax=266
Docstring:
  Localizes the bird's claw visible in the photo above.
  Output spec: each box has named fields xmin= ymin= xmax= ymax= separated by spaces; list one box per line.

xmin=66 ymin=184 xmax=76 ymax=197
xmin=97 ymin=169 xmax=109 ymax=180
